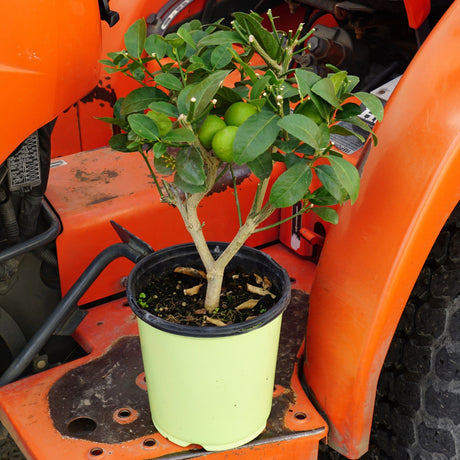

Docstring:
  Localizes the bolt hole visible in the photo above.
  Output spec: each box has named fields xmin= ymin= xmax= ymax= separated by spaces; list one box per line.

xmin=97 ymin=321 xmax=104 ymax=326
xmin=117 ymin=409 xmax=131 ymax=418
xmin=294 ymin=412 xmax=307 ymax=420
xmin=67 ymin=417 xmax=97 ymax=436
xmin=89 ymin=447 xmax=104 ymax=457
xmin=143 ymin=438 xmax=157 ymax=448
xmin=113 ymin=407 xmax=139 ymax=424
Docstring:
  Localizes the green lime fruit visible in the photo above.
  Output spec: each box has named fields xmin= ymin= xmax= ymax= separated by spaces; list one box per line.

xmin=198 ymin=114 xmax=227 ymax=149
xmin=294 ymin=100 xmax=324 ymax=125
xmin=212 ymin=125 xmax=238 ymax=163
xmin=146 ymin=111 xmax=173 ymax=137
xmin=224 ymin=102 xmax=257 ymax=127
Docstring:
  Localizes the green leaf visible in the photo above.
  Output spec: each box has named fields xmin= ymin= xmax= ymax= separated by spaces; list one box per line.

xmin=233 ymin=111 xmax=280 ymax=164
xmin=146 ymin=111 xmax=172 ymax=136
xmin=215 ymin=86 xmax=244 ymax=107
xmin=164 ymin=32 xmax=184 ymax=49
xmin=309 ymin=186 xmax=340 ymax=206
xmin=125 ymin=19 xmax=146 ymax=58
xmin=126 ymin=140 xmax=142 ymax=151
xmin=177 ymin=25 xmax=197 ymax=50
xmin=127 ymin=114 xmax=159 ymax=141
xmin=247 ymin=150 xmax=273 ymax=179
xmin=312 ymin=206 xmax=339 ymax=224
xmin=285 ymin=152 xmax=306 ymax=167
xmin=280 ymin=83 xmax=299 ymax=99
xmin=129 ymin=62 xmax=146 ymax=82
xmin=109 ymin=133 xmax=131 ymax=152
xmin=269 ymin=162 xmax=312 ymax=208
xmin=329 ymin=156 xmax=360 ymax=204
xmin=295 ymin=143 xmax=316 ymax=156
xmin=111 ymin=52 xmax=129 ymax=67
xmin=198 ymin=31 xmax=245 ymax=47
xmin=329 ymin=71 xmax=348 ymax=97
xmin=188 ymin=70 xmax=230 ymax=118
xmin=334 ymin=102 xmax=362 ymax=120
xmin=113 ymin=98 xmax=125 ymax=120
xmin=148 ymin=101 xmax=179 ymax=118
xmin=153 ymin=142 xmax=167 ymax=159
xmin=177 ymin=83 xmax=198 ymax=116
xmin=154 ymin=155 xmax=174 ymax=175
xmin=229 ymin=48 xmax=258 ymax=84
xmin=144 ymin=34 xmax=168 ymax=59
xmin=295 ymin=69 xmax=321 ymax=99
xmin=176 ymin=147 xmax=205 ymax=185
xmin=345 ymin=116 xmax=378 ymax=145
xmin=188 ymin=55 xmax=207 ymax=72
xmin=121 ymin=87 xmax=169 ymax=115
xmin=99 ymin=59 xmax=115 ymax=67
xmin=330 ymin=124 xmax=366 ymax=143
xmin=251 ymin=74 xmax=271 ymax=100
xmin=312 ymin=78 xmax=341 ymax=109
xmin=346 ymin=75 xmax=360 ymax=92
xmin=352 ymin=92 xmax=384 ymax=121
xmin=163 ymin=128 xmax=196 ymax=143
xmin=314 ymin=164 xmax=344 ymax=202
xmin=188 ymin=19 xmax=202 ymax=31
xmin=278 ymin=113 xmax=321 ymax=150
xmin=174 ymin=172 xmax=206 ymax=193
xmin=154 ymin=73 xmax=183 ymax=91
xmin=96 ymin=116 xmax=127 ymax=129
xmin=275 ymin=139 xmax=299 ymax=154
xmin=233 ymin=12 xmax=279 ymax=60
xmin=211 ymin=45 xmax=233 ymax=69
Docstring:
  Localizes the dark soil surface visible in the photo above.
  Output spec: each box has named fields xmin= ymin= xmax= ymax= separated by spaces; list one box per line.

xmin=137 ymin=267 xmax=279 ymax=327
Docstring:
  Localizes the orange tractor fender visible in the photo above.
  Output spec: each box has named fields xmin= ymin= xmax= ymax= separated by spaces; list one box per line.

xmin=303 ymin=1 xmax=460 ymax=458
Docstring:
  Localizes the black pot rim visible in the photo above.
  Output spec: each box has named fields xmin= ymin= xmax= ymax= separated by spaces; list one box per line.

xmin=127 ymin=242 xmax=291 ymax=338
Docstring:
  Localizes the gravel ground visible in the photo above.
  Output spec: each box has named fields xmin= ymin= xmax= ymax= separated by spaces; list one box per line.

xmin=0 ymin=425 xmax=25 ymax=460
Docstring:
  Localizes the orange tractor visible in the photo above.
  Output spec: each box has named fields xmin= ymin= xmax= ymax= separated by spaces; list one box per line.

xmin=0 ymin=0 xmax=459 ymax=458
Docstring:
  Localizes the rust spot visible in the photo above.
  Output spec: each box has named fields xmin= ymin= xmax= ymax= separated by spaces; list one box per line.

xmin=81 ymin=83 xmax=117 ymax=107
xmin=75 ymin=169 xmax=119 ymax=184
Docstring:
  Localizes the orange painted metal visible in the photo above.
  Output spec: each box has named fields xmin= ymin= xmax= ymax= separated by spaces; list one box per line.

xmin=403 ymin=0 xmax=431 ymax=29
xmin=0 ymin=247 xmax=325 ymax=460
xmin=50 ymin=0 xmax=208 ymax=157
xmin=303 ymin=1 xmax=460 ymax=457
xmin=1 ymin=0 xmax=102 ymax=162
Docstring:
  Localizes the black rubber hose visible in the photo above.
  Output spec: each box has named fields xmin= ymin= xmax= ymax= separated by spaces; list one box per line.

xmin=0 ymin=242 xmax=148 ymax=386
xmin=0 ymin=200 xmax=61 ymax=264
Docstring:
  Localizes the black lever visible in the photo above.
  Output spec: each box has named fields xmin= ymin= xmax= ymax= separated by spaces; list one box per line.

xmin=98 ymin=0 xmax=120 ymax=27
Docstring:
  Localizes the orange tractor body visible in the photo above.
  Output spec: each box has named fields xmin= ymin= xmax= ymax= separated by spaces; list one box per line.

xmin=0 ymin=1 xmax=459 ymax=459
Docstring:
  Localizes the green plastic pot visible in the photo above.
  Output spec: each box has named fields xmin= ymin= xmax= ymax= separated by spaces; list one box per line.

xmin=127 ymin=242 xmax=290 ymax=451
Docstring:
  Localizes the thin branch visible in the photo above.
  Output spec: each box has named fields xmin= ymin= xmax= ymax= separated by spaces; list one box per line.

xmin=139 ymin=149 xmax=164 ymax=198
xmin=230 ymin=166 xmax=243 ymax=227
xmin=254 ymin=204 xmax=311 ymax=233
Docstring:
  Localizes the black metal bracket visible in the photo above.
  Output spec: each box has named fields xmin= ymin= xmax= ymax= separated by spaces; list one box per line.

xmin=98 ymin=0 xmax=120 ymax=27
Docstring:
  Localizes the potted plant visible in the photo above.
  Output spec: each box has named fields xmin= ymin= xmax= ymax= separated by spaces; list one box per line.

xmin=100 ymin=9 xmax=383 ymax=451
